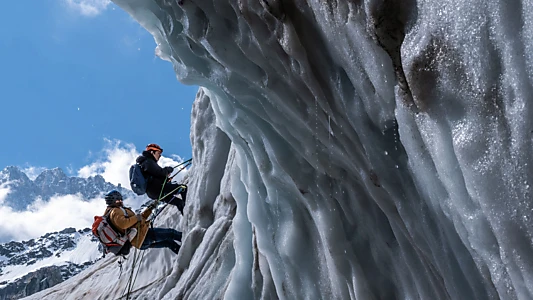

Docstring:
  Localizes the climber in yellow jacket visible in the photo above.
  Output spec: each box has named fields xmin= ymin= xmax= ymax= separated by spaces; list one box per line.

xmin=104 ymin=190 xmax=182 ymax=254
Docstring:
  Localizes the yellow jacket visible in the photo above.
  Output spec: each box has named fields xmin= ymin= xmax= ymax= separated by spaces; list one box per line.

xmin=105 ymin=206 xmax=153 ymax=248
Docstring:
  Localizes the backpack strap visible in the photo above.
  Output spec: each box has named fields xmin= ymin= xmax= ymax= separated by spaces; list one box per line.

xmin=137 ymin=157 xmax=147 ymax=172
xmin=136 ymin=158 xmax=152 ymax=182
xmin=119 ymin=207 xmax=129 ymax=217
xmin=106 ymin=206 xmax=129 ymax=217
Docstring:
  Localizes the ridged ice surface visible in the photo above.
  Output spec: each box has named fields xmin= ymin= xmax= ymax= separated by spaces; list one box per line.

xmin=28 ymin=0 xmax=533 ymax=299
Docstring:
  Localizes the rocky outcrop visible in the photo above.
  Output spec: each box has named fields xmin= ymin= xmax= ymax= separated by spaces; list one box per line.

xmin=0 ymin=166 xmax=133 ymax=211
xmin=0 ymin=266 xmax=64 ymax=300
xmin=0 ymin=228 xmax=100 ymax=300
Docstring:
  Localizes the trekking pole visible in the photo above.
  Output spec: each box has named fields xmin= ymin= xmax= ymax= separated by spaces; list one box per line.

xmin=169 ymin=166 xmax=189 ymax=181
xmin=169 ymin=161 xmax=192 ymax=180
xmin=172 ymin=158 xmax=192 ymax=169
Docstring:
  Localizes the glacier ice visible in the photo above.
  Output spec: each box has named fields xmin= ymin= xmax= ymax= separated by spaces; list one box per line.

xmin=28 ymin=0 xmax=533 ymax=299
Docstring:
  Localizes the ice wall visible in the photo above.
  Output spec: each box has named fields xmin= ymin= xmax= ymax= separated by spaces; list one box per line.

xmin=30 ymin=0 xmax=533 ymax=299
xmin=111 ymin=0 xmax=533 ymax=298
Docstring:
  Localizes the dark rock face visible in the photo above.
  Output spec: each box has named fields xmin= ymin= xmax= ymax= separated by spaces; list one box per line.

xmin=0 ymin=229 xmax=101 ymax=300
xmin=0 ymin=266 xmax=64 ymax=300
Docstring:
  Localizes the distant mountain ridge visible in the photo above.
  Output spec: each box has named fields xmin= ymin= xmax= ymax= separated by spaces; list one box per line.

xmin=0 ymin=166 xmax=133 ymax=211
xmin=0 ymin=166 xmax=139 ymax=299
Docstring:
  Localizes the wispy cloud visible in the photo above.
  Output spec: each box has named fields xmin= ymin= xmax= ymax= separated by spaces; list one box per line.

xmin=0 ymin=184 xmax=11 ymax=206
xmin=0 ymin=192 xmax=148 ymax=243
xmin=63 ymin=0 xmax=111 ymax=17
xmin=78 ymin=139 xmax=138 ymax=188
xmin=0 ymin=194 xmax=104 ymax=242
xmin=0 ymin=139 xmax=189 ymax=242
xmin=21 ymin=166 xmax=47 ymax=181
xmin=78 ymin=139 xmax=189 ymax=188
xmin=159 ymin=155 xmax=189 ymax=182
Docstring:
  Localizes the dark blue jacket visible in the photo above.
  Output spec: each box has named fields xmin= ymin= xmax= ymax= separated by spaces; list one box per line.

xmin=136 ymin=151 xmax=172 ymax=200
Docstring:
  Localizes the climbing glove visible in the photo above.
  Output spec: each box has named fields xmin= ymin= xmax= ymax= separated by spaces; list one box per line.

xmin=164 ymin=166 xmax=174 ymax=175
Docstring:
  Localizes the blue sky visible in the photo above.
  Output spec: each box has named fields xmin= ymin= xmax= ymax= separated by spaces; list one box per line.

xmin=0 ymin=0 xmax=197 ymax=175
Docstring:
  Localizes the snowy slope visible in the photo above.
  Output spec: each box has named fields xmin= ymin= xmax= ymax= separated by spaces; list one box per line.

xmin=0 ymin=228 xmax=101 ymax=299
xmin=26 ymin=0 xmax=533 ymax=299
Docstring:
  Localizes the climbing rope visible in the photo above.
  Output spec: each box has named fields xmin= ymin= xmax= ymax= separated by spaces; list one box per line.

xmin=148 ymin=158 xmax=191 ymax=222
xmin=121 ymin=158 xmax=192 ymax=300
xmin=150 ymin=187 xmax=184 ymax=221
xmin=123 ymin=222 xmax=142 ymax=300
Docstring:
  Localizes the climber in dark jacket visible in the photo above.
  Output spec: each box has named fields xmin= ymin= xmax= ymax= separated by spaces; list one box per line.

xmin=136 ymin=143 xmax=187 ymax=214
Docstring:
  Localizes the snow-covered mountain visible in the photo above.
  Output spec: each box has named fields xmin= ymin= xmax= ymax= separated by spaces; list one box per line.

xmin=0 ymin=228 xmax=100 ymax=300
xmin=24 ymin=0 xmax=533 ymax=299
xmin=0 ymin=166 xmax=138 ymax=299
xmin=0 ymin=166 xmax=132 ymax=211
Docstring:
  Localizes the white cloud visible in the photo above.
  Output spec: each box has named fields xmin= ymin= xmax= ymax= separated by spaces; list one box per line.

xmin=0 ymin=194 xmax=104 ymax=242
xmin=22 ymin=166 xmax=47 ymax=181
xmin=63 ymin=0 xmax=111 ymax=17
xmin=0 ymin=139 xmax=190 ymax=242
xmin=160 ymin=155 xmax=190 ymax=183
xmin=0 ymin=193 xmax=148 ymax=242
xmin=0 ymin=184 xmax=11 ymax=205
xmin=77 ymin=139 xmax=189 ymax=189
xmin=78 ymin=139 xmax=138 ymax=188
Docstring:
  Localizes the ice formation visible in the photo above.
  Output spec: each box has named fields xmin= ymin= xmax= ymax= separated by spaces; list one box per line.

xmin=28 ymin=0 xmax=533 ymax=299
